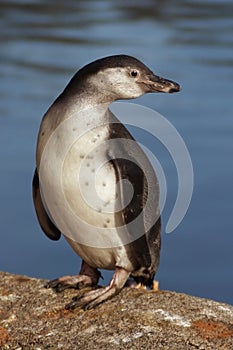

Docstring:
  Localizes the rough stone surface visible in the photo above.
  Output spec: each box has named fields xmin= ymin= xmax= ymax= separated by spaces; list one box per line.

xmin=0 ymin=271 xmax=232 ymax=349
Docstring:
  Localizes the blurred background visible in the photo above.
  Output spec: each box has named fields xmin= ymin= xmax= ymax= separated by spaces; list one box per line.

xmin=0 ymin=0 xmax=232 ymax=305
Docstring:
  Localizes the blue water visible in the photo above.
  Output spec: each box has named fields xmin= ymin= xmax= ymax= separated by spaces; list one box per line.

xmin=0 ymin=0 xmax=232 ymax=305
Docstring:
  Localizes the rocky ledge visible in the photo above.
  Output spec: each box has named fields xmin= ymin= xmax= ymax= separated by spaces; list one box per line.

xmin=0 ymin=271 xmax=232 ymax=349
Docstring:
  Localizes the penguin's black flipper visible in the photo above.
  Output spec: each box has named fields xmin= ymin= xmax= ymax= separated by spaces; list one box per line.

xmin=108 ymin=121 xmax=153 ymax=271
xmin=32 ymin=168 xmax=61 ymax=240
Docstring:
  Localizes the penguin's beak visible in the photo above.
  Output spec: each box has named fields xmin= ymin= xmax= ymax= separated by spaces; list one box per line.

xmin=143 ymin=74 xmax=181 ymax=93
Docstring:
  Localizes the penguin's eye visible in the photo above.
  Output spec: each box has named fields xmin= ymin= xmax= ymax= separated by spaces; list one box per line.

xmin=130 ymin=70 xmax=138 ymax=77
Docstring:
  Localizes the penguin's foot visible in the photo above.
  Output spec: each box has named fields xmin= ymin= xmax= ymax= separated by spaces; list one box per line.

xmin=65 ymin=267 xmax=130 ymax=310
xmin=45 ymin=261 xmax=101 ymax=292
xmin=125 ymin=278 xmax=159 ymax=290
xmin=125 ymin=279 xmax=147 ymax=289
xmin=152 ymin=280 xmax=159 ymax=291
xmin=132 ymin=280 xmax=159 ymax=291
xmin=45 ymin=275 xmax=94 ymax=292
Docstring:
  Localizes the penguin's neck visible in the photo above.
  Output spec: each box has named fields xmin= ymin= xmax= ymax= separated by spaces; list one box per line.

xmin=70 ymin=101 xmax=112 ymax=135
xmin=55 ymin=89 xmax=113 ymax=126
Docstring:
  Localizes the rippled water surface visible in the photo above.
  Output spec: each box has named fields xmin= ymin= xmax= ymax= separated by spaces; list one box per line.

xmin=0 ymin=0 xmax=232 ymax=304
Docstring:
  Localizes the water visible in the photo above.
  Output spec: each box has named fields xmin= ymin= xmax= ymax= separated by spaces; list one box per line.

xmin=0 ymin=0 xmax=232 ymax=305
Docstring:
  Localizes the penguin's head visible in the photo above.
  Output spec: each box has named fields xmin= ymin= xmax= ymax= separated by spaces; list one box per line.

xmin=69 ymin=55 xmax=181 ymax=101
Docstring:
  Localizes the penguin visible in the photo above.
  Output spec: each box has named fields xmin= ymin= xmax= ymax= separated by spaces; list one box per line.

xmin=32 ymin=55 xmax=180 ymax=310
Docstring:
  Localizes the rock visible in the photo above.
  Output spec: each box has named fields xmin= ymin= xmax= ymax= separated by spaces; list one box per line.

xmin=0 ymin=271 xmax=232 ymax=349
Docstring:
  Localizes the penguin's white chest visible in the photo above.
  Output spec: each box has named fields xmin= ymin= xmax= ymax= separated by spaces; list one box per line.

xmin=39 ymin=115 xmax=124 ymax=249
xmin=62 ymin=125 xmax=117 ymax=223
